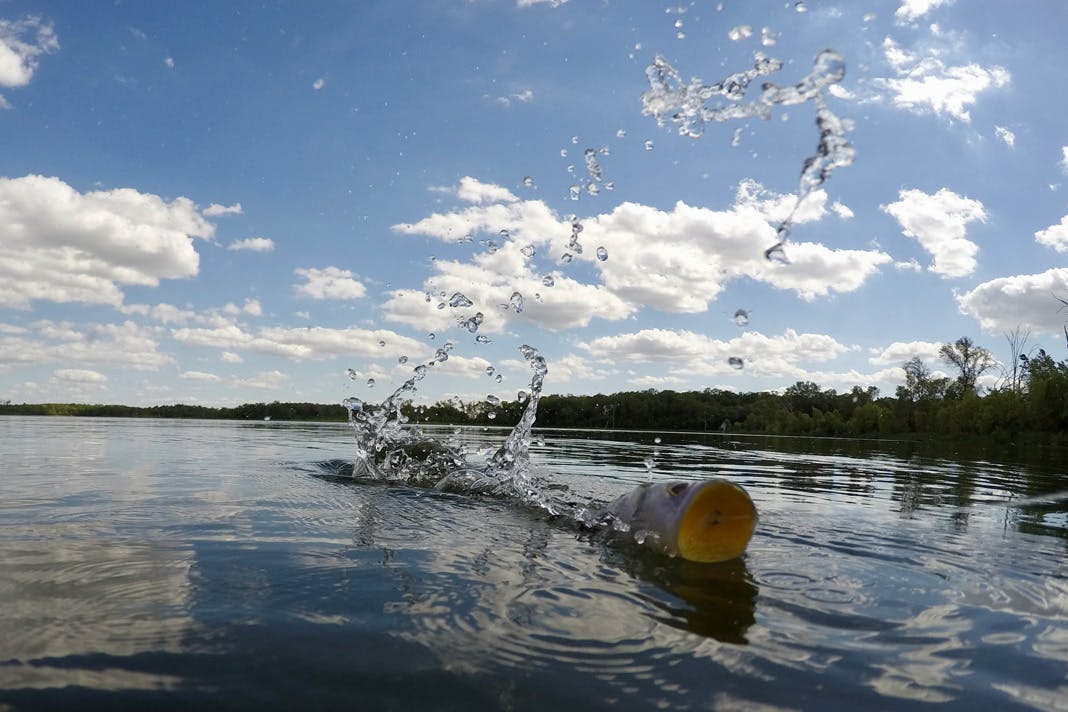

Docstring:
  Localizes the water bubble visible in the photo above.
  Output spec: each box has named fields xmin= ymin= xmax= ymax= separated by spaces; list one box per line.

xmin=398 ymin=355 xmax=409 ymax=364
xmin=448 ymin=292 xmax=474 ymax=308
xmin=346 ymin=368 xmax=360 ymax=380
xmin=728 ymin=356 xmax=744 ymax=370
xmin=728 ymin=25 xmax=752 ymax=41
xmin=644 ymin=139 xmax=654 ymax=151
xmin=367 ymin=378 xmax=376 ymax=387
xmin=520 ymin=244 xmax=535 ymax=258
xmin=733 ymin=309 xmax=750 ymax=326
xmin=596 ymin=246 xmax=608 ymax=261
xmin=616 ymin=128 xmax=626 ymax=138
xmin=495 ymin=374 xmax=503 ymax=384
xmin=487 ymin=395 xmax=501 ymax=406
xmin=542 ymin=275 xmax=555 ymax=287
xmin=475 ymin=334 xmax=491 ymax=343
xmin=509 ymin=291 xmax=524 ymax=314
xmin=569 ymin=185 xmax=581 ymax=200
xmin=522 ymin=176 xmax=535 ymax=188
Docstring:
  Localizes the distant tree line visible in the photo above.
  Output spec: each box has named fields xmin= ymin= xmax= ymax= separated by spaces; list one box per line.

xmin=3 ymin=334 xmax=1067 ymax=439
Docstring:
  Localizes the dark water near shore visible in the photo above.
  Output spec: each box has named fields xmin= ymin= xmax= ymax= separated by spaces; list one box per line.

xmin=1 ymin=416 xmax=1065 ymax=710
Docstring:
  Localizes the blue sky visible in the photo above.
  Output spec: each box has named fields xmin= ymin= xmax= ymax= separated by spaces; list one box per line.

xmin=2 ymin=0 xmax=1067 ymax=408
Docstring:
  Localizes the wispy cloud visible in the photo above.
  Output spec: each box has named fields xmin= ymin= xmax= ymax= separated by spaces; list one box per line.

xmin=228 ymin=237 xmax=274 ymax=252
xmin=0 ymin=15 xmax=59 ymax=106
xmin=203 ymin=202 xmax=242 ymax=217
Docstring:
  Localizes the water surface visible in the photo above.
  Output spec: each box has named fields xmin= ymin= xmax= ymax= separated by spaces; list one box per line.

xmin=1 ymin=416 xmax=1065 ymax=710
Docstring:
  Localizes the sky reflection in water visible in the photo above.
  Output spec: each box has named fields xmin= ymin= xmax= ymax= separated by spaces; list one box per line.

xmin=0 ymin=417 xmax=1065 ymax=710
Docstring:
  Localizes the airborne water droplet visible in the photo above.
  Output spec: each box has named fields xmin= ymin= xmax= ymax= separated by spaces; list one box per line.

xmin=367 ymin=378 xmax=376 ymax=387
xmin=488 ymin=412 xmax=497 ymax=420
xmin=616 ymin=128 xmax=626 ymax=138
xmin=475 ymin=335 xmax=491 ymax=343
xmin=542 ymin=275 xmax=555 ymax=287
xmin=727 ymin=25 xmax=752 ymax=41
xmin=517 ymin=390 xmax=528 ymax=403
xmin=342 ymin=397 xmax=363 ymax=411
xmin=448 ymin=292 xmax=474 ymax=308
xmin=654 ymin=437 xmax=662 ymax=444
xmin=378 ymin=340 xmax=386 ymax=348
xmin=346 ymin=368 xmax=359 ymax=380
xmin=728 ymin=356 xmax=744 ymax=370
xmin=569 ymin=185 xmax=581 ymax=200
xmin=560 ymin=148 xmax=568 ymax=158
xmin=413 ymin=364 xmax=427 ymax=380
xmin=487 ymin=395 xmax=501 ymax=406
xmin=560 ymin=253 xmax=573 ymax=263
xmin=428 ymin=332 xmax=435 ymax=340
xmin=509 ymin=291 xmax=524 ymax=313
xmin=644 ymin=139 xmax=654 ymax=151
xmin=521 ymin=244 xmax=535 ymax=258
xmin=764 ymin=242 xmax=790 ymax=263
xmin=495 ymin=374 xmax=502 ymax=383
xmin=794 ymin=1 xmax=808 ymax=12
xmin=643 ymin=456 xmax=655 ymax=470
xmin=733 ymin=309 xmax=750 ymax=326
xmin=596 ymin=246 xmax=608 ymax=261
xmin=398 ymin=355 xmax=409 ymax=364
xmin=522 ymin=176 xmax=535 ymax=188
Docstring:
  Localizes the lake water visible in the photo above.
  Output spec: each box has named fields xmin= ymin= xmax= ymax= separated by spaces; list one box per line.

xmin=1 ymin=415 xmax=1065 ymax=711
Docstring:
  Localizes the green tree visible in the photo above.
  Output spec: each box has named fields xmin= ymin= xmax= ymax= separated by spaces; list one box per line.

xmin=939 ymin=337 xmax=994 ymax=395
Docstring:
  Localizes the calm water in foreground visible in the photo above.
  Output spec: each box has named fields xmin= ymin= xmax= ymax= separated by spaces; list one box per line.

xmin=1 ymin=415 xmax=1066 ymax=711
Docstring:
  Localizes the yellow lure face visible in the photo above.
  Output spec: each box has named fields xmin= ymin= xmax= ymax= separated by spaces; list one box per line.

xmin=675 ymin=480 xmax=758 ymax=563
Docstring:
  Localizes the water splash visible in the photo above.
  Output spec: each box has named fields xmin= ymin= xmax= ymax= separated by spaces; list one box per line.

xmin=641 ymin=49 xmax=855 ymax=259
xmin=344 ymin=344 xmax=555 ymax=511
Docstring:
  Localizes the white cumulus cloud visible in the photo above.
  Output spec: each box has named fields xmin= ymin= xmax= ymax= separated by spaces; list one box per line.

xmin=388 ymin=182 xmax=890 ymax=333
xmin=894 ymin=0 xmax=952 ymax=24
xmin=294 ymin=266 xmax=367 ymax=300
xmin=882 ymin=187 xmax=985 ymax=278
xmin=53 ymin=368 xmax=107 ymax=384
xmin=1035 ymin=215 xmax=1068 ymax=253
xmin=875 ymin=38 xmax=1009 ymax=123
xmin=956 ymin=268 xmax=1068 ymax=334
xmin=0 ymin=175 xmax=215 ymax=309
